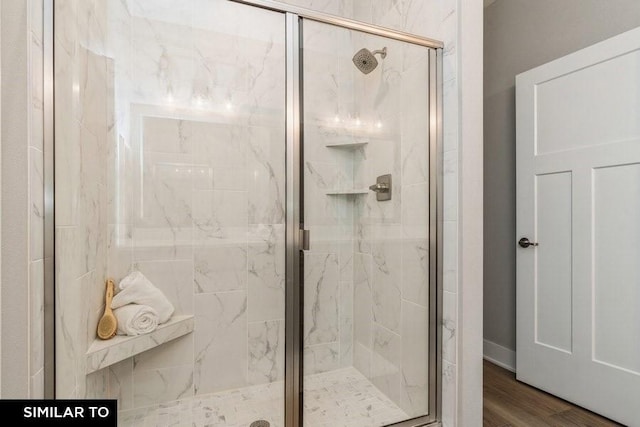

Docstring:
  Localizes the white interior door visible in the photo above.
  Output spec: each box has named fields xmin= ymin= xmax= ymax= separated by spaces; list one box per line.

xmin=516 ymin=27 xmax=640 ymax=426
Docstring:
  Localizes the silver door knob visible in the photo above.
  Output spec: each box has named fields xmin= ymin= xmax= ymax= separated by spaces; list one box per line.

xmin=518 ymin=237 xmax=538 ymax=248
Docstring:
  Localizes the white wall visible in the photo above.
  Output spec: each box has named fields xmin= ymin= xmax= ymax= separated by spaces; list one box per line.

xmin=484 ymin=0 xmax=640 ymax=360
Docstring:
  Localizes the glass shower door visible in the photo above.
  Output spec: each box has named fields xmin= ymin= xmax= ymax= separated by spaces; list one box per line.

xmin=301 ymin=20 xmax=432 ymax=427
xmin=54 ymin=1 xmax=287 ymax=425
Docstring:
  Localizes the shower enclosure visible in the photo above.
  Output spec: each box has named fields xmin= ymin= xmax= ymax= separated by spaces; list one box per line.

xmin=50 ymin=0 xmax=442 ymax=426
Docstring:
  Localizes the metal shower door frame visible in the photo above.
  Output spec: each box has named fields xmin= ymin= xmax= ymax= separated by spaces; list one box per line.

xmin=269 ymin=3 xmax=443 ymax=426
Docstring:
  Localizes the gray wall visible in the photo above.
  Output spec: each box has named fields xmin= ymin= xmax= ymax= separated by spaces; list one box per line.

xmin=484 ymin=0 xmax=640 ymax=351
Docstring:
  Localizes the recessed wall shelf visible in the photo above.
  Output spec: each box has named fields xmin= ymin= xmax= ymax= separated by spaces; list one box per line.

xmin=325 ymin=189 xmax=369 ymax=195
xmin=325 ymin=141 xmax=368 ymax=149
xmin=86 ymin=315 xmax=195 ymax=374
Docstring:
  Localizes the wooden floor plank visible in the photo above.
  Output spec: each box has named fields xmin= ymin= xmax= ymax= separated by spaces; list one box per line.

xmin=483 ymin=361 xmax=622 ymax=427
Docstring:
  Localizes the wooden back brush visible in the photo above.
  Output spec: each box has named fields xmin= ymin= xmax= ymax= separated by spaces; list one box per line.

xmin=97 ymin=279 xmax=118 ymax=339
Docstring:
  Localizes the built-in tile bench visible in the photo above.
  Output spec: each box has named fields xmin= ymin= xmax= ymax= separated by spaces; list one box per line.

xmin=86 ymin=315 xmax=194 ymax=374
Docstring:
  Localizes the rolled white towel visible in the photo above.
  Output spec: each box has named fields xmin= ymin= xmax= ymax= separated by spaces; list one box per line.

xmin=114 ymin=304 xmax=159 ymax=336
xmin=111 ymin=271 xmax=175 ymax=323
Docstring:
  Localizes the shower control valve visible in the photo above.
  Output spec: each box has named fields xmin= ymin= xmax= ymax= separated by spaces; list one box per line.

xmin=369 ymin=174 xmax=392 ymax=202
xmin=368 ymin=183 xmax=389 ymax=192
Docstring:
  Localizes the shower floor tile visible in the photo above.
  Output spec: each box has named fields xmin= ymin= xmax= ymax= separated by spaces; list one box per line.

xmin=118 ymin=367 xmax=409 ymax=427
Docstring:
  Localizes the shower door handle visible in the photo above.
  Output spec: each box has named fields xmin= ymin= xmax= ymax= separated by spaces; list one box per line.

xmin=300 ymin=229 xmax=310 ymax=251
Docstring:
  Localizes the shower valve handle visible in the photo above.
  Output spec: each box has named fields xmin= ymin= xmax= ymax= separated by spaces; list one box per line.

xmin=369 ymin=183 xmax=389 ymax=193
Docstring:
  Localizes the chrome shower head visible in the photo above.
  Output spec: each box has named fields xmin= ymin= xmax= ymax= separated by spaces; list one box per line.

xmin=352 ymin=47 xmax=387 ymax=74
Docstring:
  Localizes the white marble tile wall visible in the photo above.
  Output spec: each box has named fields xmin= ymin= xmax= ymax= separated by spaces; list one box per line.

xmin=54 ymin=0 xmax=113 ymax=400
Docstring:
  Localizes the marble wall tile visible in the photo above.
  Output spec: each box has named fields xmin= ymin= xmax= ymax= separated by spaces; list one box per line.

xmin=442 ymin=291 xmax=457 ymax=364
xmin=107 ymin=132 xmax=133 ymax=226
xmin=133 ymin=335 xmax=194 ymax=372
xmin=353 ymin=253 xmax=373 ymax=347
xmin=83 ymin=270 xmax=105 ymax=344
xmin=340 ymin=315 xmax=353 ymax=368
xmin=54 ymin=0 xmax=78 ymax=56
xmin=372 ymin=324 xmax=402 ymax=407
xmin=442 ymin=360 xmax=457 ymax=427
xmin=107 ymin=224 xmax=134 ymax=281
xmin=353 ymin=342 xmax=372 ymax=379
xmin=400 ymin=57 xmax=429 ymax=187
xmin=402 ymin=238 xmax=429 ymax=308
xmin=194 ymin=245 xmax=248 ymax=293
xmin=29 ymin=34 xmax=44 ymax=151
xmin=248 ymin=320 xmax=285 ymax=385
xmin=304 ymin=343 xmax=340 ymax=375
xmin=443 ymin=78 xmax=459 ymax=153
xmin=133 ymin=365 xmax=194 ymax=408
xmin=134 ymin=260 xmax=194 ymax=315
xmin=191 ymin=122 xmax=247 ymax=191
xmin=30 ymin=369 xmax=44 ymax=399
xmin=400 ymin=300 xmax=429 ymax=417
xmin=248 ymin=225 xmax=285 ymax=322
xmin=338 ymin=240 xmax=354 ymax=282
xmin=29 ymin=260 xmax=45 ymax=380
xmin=371 ymin=240 xmax=402 ymax=333
xmin=443 ymin=150 xmax=458 ymax=221
xmin=142 ymin=117 xmax=193 ymax=154
xmin=193 ymin=189 xmax=247 ymax=241
xmin=139 ymin=152 xmax=193 ymax=229
xmin=247 ymin=127 xmax=286 ymax=226
xmin=84 ymin=369 xmax=109 ymax=399
xmin=55 ymin=228 xmax=81 ymax=398
xmin=30 ymin=0 xmax=44 ymax=42
xmin=54 ymin=45 xmax=81 ymax=227
xmin=340 ymin=281 xmax=354 ymax=321
xmin=109 ymin=359 xmax=134 ymax=411
xmin=131 ymin=16 xmax=194 ymax=105
xmin=194 ymin=291 xmax=247 ymax=395
xmin=443 ymin=221 xmax=458 ymax=293
xmin=78 ymin=49 xmax=108 ymax=138
xmin=402 ymin=182 xmax=430 ymax=239
xmin=132 ymin=226 xmax=193 ymax=261
xmin=303 ymin=253 xmax=339 ymax=346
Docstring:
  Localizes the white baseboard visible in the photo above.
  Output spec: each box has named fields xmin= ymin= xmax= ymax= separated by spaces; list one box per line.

xmin=483 ymin=339 xmax=516 ymax=372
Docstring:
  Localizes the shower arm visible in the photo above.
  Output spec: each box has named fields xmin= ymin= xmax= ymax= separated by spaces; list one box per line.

xmin=371 ymin=47 xmax=387 ymax=58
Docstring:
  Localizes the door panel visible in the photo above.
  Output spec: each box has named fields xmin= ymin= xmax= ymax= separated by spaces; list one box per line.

xmin=593 ymin=163 xmax=640 ymax=375
xmin=535 ymin=48 xmax=640 ymax=155
xmin=535 ymin=172 xmax=572 ymax=353
xmin=517 ymin=27 xmax=640 ymax=426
